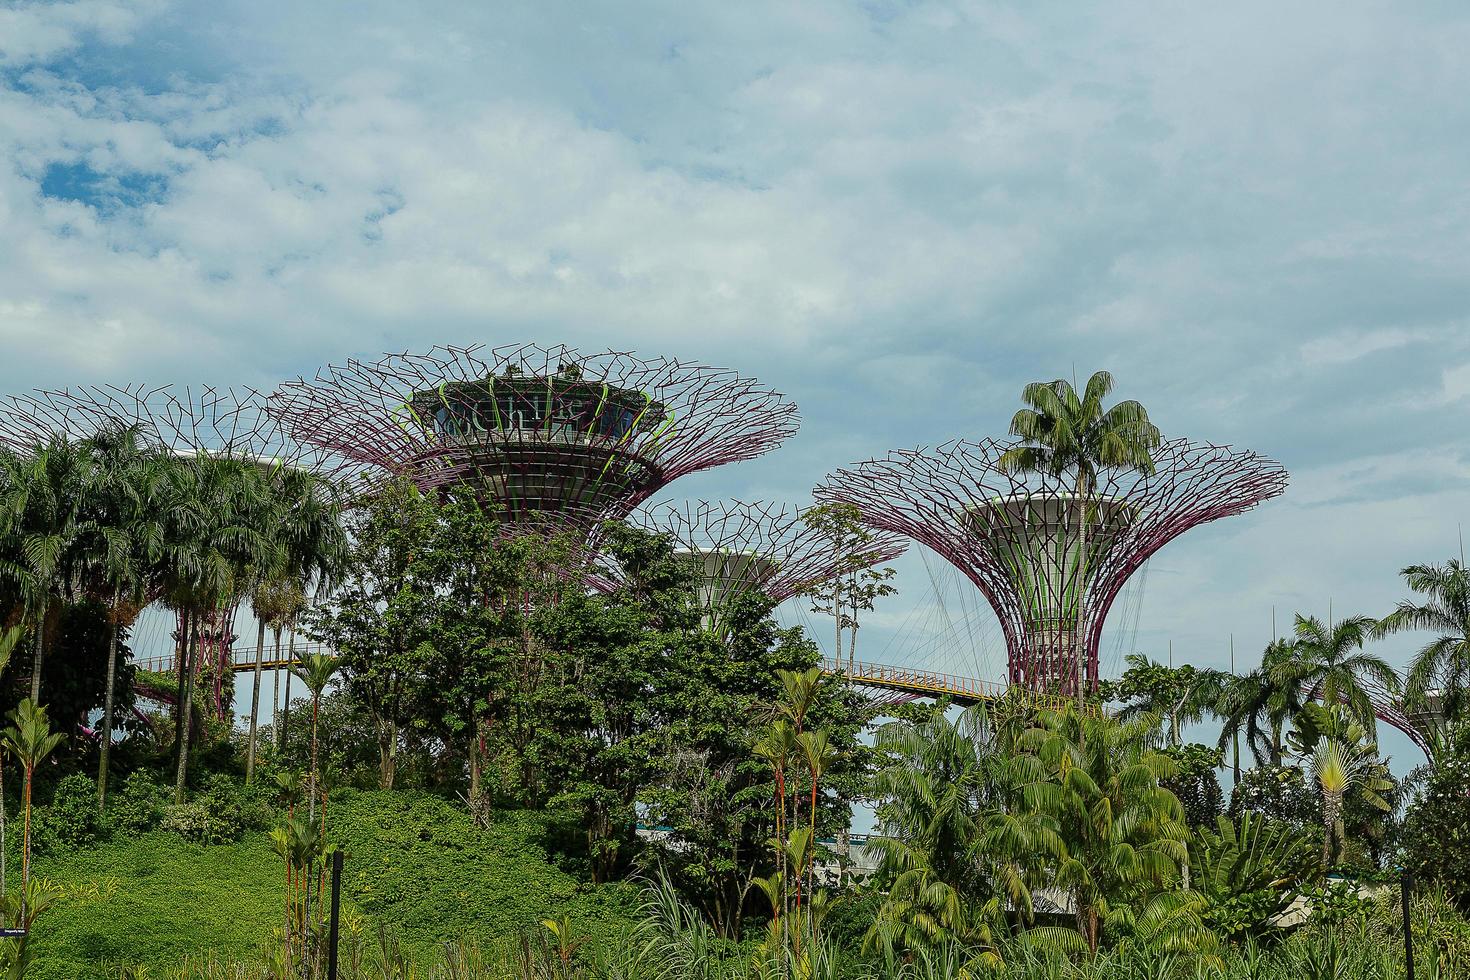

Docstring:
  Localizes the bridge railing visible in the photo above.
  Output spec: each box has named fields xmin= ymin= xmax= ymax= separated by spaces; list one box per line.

xmin=135 ymin=643 xmax=335 ymax=676
xmin=820 ymin=656 xmax=1009 ymax=701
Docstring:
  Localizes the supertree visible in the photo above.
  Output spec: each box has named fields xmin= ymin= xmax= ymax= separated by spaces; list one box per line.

xmin=598 ymin=500 xmax=907 ymax=636
xmin=267 ymin=344 xmax=800 ymax=528
xmin=0 ymin=384 xmax=346 ymax=721
xmin=816 ymin=438 xmax=1289 ymax=696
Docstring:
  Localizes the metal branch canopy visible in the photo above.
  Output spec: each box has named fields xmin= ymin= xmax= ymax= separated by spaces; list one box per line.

xmin=267 ymin=343 xmax=800 ymax=525
xmin=604 ymin=500 xmax=907 ymax=632
xmin=816 ymin=437 xmax=1290 ymax=696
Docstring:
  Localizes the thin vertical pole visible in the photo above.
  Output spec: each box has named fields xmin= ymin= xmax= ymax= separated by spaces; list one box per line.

xmin=327 ymin=849 xmax=344 ymax=980
xmin=1230 ymin=634 xmax=1240 ymax=784
xmin=1401 ymin=868 xmax=1415 ymax=980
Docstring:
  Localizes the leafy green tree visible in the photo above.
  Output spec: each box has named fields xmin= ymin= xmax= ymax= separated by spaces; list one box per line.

xmin=1228 ymin=763 xmax=1319 ymax=828
xmin=1375 ymin=559 xmax=1470 ymax=733
xmin=0 ymin=626 xmax=22 ymax=908
xmin=532 ymin=525 xmax=701 ymax=883
xmin=245 ymin=464 xmax=344 ymax=785
xmin=1016 ymin=708 xmax=1188 ymax=954
xmin=302 ymin=476 xmax=438 ymax=790
xmin=800 ymin=502 xmax=897 ymax=670
xmin=1400 ymin=723 xmax=1470 ymax=912
xmin=644 ymin=590 xmax=867 ymax=939
xmin=1159 ymin=743 xmax=1224 ymax=829
xmin=291 ymin=654 xmax=339 ymax=812
xmin=158 ymin=456 xmax=277 ymax=802
xmin=1109 ymin=653 xmax=1227 ymax=746
xmin=247 ymin=574 xmax=303 ymax=783
xmin=1275 ymin=613 xmax=1398 ymax=737
xmin=73 ymin=423 xmax=166 ymax=809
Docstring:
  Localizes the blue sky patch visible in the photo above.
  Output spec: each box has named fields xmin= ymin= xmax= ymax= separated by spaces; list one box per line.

xmin=39 ymin=162 xmax=170 ymax=212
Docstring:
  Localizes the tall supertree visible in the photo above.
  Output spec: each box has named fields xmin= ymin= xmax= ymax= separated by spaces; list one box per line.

xmin=816 ymin=438 xmax=1289 ymax=695
xmin=599 ymin=500 xmax=907 ymax=635
xmin=267 ymin=344 xmax=800 ymax=528
xmin=0 ymin=384 xmax=344 ymax=720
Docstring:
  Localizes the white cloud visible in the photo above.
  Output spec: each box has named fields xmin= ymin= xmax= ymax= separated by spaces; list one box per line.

xmin=1 ymin=1 xmax=1469 ymax=745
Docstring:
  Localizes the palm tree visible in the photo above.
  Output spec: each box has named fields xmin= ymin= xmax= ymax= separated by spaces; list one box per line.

xmin=866 ymin=704 xmax=1039 ymax=958
xmin=246 ymin=575 xmax=303 ymax=783
xmin=996 ymin=371 xmax=1162 ymax=695
xmin=0 ymin=626 xmax=24 ymax=913
xmin=997 ymin=371 xmax=1162 ymax=493
xmin=1 ymin=700 xmax=64 ymax=895
xmin=1017 ymin=708 xmax=1188 ymax=955
xmin=160 ymin=455 xmax=277 ymax=802
xmin=291 ymin=652 xmax=340 ymax=819
xmin=1309 ymin=727 xmax=1393 ymax=870
xmin=1215 ymin=639 xmax=1306 ymax=767
xmin=1374 ymin=560 xmax=1470 ymax=728
xmin=75 ymin=424 xmax=167 ymax=809
xmin=1277 ymin=613 xmax=1399 ymax=736
xmin=247 ymin=466 xmax=345 ymax=784
xmin=0 ymin=436 xmax=97 ymax=700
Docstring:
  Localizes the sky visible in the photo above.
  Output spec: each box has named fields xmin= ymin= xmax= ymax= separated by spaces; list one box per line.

xmin=5 ymin=1 xmax=1470 ymax=767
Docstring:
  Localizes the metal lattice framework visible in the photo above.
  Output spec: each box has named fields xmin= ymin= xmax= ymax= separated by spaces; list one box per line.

xmin=598 ymin=500 xmax=907 ymax=629
xmin=267 ymin=344 xmax=800 ymax=526
xmin=0 ymin=383 xmax=349 ymax=474
xmin=816 ymin=438 xmax=1289 ymax=696
xmin=0 ymin=384 xmax=349 ymax=721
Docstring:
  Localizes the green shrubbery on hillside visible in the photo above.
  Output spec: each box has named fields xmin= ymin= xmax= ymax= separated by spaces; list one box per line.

xmin=23 ymin=791 xmax=638 ymax=980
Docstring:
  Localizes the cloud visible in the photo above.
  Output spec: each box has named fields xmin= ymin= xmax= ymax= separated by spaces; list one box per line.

xmin=2 ymin=1 xmax=1470 ymax=767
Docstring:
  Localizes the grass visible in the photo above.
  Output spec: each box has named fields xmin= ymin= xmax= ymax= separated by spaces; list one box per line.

xmin=23 ymin=788 xmax=639 ymax=979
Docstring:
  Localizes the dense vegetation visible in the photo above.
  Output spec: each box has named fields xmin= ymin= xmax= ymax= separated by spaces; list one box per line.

xmin=0 ymin=371 xmax=1466 ymax=979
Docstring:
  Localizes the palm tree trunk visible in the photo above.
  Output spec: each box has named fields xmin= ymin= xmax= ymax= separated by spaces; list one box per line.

xmin=1 ymin=754 xmax=7 ymax=922
xmin=21 ymin=766 xmax=33 ymax=890
xmin=271 ymin=624 xmax=283 ymax=748
xmin=97 ymin=614 xmax=120 ymax=809
xmin=1323 ymin=792 xmax=1341 ymax=871
xmin=281 ymin=628 xmax=296 ymax=750
xmin=28 ymin=598 xmax=47 ymax=702
xmin=246 ymin=620 xmax=267 ymax=785
xmin=173 ymin=610 xmax=189 ymax=742
xmin=174 ymin=615 xmax=200 ymax=803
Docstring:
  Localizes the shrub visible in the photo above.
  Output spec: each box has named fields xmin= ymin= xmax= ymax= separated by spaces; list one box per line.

xmin=109 ymin=771 xmax=171 ymax=836
xmin=160 ymin=800 xmax=238 ymax=846
xmin=1400 ymin=726 xmax=1470 ymax=912
xmin=1162 ymin=743 xmax=1224 ymax=828
xmin=32 ymin=773 xmax=108 ymax=854
xmin=1230 ymin=764 xmax=1318 ymax=827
